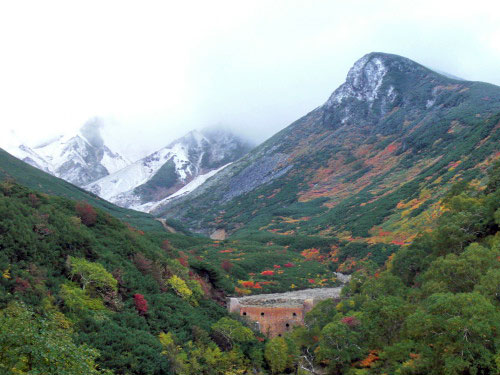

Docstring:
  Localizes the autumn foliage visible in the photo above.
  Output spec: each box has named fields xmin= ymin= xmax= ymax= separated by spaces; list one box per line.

xmin=132 ymin=253 xmax=153 ymax=275
xmin=260 ymin=270 xmax=274 ymax=276
xmin=341 ymin=316 xmax=360 ymax=327
xmin=221 ymin=260 xmax=233 ymax=272
xmin=134 ymin=294 xmax=148 ymax=315
xmin=75 ymin=202 xmax=97 ymax=226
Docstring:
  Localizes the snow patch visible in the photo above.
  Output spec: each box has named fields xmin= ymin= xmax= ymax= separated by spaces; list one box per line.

xmin=326 ymin=55 xmax=388 ymax=106
xmin=132 ymin=163 xmax=231 ymax=212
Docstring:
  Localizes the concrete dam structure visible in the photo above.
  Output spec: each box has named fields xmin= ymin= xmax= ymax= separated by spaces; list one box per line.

xmin=228 ymin=284 xmax=346 ymax=337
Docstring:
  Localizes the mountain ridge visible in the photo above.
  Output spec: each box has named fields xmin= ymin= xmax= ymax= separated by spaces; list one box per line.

xmin=4 ymin=119 xmax=131 ymax=186
xmin=85 ymin=128 xmax=253 ymax=211
xmin=157 ymin=52 xmax=500 ymax=242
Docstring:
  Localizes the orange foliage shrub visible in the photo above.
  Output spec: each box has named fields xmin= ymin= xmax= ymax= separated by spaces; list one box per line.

xmin=358 ymin=350 xmax=379 ymax=368
xmin=301 ymin=248 xmax=324 ymax=261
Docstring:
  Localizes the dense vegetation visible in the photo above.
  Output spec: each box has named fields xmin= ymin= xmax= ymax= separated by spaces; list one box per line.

xmin=1 ymin=160 xmax=499 ymax=374
xmin=268 ymin=161 xmax=500 ymax=374
xmin=0 ymin=175 xmax=342 ymax=374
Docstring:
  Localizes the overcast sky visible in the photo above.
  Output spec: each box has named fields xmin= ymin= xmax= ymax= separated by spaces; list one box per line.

xmin=1 ymin=0 xmax=500 ymax=159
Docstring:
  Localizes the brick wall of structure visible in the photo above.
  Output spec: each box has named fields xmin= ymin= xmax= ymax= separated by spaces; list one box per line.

xmin=228 ymin=286 xmax=346 ymax=337
xmin=240 ymin=306 xmax=302 ymax=337
xmin=236 ymin=299 xmax=315 ymax=337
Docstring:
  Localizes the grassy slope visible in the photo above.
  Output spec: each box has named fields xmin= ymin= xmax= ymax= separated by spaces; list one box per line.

xmin=0 ymin=148 xmax=163 ymax=232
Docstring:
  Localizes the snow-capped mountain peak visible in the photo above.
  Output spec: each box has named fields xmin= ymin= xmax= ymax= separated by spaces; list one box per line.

xmin=85 ymin=128 xmax=253 ymax=211
xmin=2 ymin=119 xmax=130 ymax=187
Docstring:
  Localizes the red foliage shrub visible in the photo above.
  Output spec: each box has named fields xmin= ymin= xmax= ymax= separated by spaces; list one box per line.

xmin=134 ymin=294 xmax=148 ymax=315
xmin=341 ymin=316 xmax=360 ymax=327
xmin=284 ymin=262 xmax=295 ymax=268
xmin=273 ymin=265 xmax=281 ymax=269
xmin=14 ymin=277 xmax=31 ymax=293
xmin=308 ymin=279 xmax=316 ymax=284
xmin=75 ymin=202 xmax=97 ymax=226
xmin=132 ymin=253 xmax=153 ymax=274
xmin=221 ymin=260 xmax=233 ymax=272
xmin=260 ymin=270 xmax=274 ymax=276
xmin=178 ymin=257 xmax=189 ymax=267
xmin=33 ymin=223 xmax=53 ymax=237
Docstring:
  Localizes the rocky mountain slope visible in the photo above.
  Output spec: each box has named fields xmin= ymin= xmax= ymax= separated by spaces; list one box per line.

xmin=3 ymin=119 xmax=130 ymax=186
xmin=85 ymin=128 xmax=253 ymax=211
xmin=159 ymin=52 xmax=500 ymax=241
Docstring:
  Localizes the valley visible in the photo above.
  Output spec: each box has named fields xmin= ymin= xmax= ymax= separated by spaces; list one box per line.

xmin=1 ymin=52 xmax=499 ymax=375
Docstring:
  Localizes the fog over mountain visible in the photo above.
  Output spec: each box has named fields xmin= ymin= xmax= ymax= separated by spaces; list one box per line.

xmin=1 ymin=1 xmax=499 ymax=158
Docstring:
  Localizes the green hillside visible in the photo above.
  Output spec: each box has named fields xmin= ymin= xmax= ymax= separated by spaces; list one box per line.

xmin=0 ymin=181 xmax=251 ymax=374
xmin=0 ymin=163 xmax=343 ymax=374
xmin=1 ymin=161 xmax=498 ymax=374
xmin=0 ymin=148 xmax=162 ymax=232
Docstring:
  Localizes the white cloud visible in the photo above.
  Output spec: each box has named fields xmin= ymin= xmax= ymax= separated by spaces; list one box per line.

xmin=0 ymin=0 xmax=499 ymax=157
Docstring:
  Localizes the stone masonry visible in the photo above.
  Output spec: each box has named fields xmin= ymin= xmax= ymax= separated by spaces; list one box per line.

xmin=228 ymin=285 xmax=345 ymax=337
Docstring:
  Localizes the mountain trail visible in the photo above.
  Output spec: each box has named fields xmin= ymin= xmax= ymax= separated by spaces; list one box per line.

xmin=155 ymin=218 xmax=177 ymax=233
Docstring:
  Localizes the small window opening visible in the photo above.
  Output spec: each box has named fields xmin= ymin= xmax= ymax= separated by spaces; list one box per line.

xmin=260 ymin=312 xmax=265 ymax=316
xmin=278 ymin=334 xmax=282 ymax=337
xmin=242 ymin=312 xmax=247 ymax=316
xmin=292 ymin=312 xmax=297 ymax=317
xmin=285 ymin=323 xmax=290 ymax=328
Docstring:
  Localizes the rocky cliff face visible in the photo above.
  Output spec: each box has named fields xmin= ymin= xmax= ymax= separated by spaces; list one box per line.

xmin=85 ymin=128 xmax=253 ymax=211
xmin=158 ymin=52 xmax=500 ymax=240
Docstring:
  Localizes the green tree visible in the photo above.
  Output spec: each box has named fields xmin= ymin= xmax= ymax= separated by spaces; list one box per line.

xmin=475 ymin=268 xmax=500 ymax=305
xmin=317 ymin=314 xmax=365 ymax=373
xmin=211 ymin=317 xmax=254 ymax=350
xmin=265 ymin=336 xmax=289 ymax=374
xmin=363 ymin=295 xmax=411 ymax=346
xmin=432 ymin=194 xmax=492 ymax=255
xmin=0 ymin=302 xmax=112 ymax=375
xmin=405 ymin=292 xmax=500 ymax=375
xmin=167 ymin=275 xmax=195 ymax=304
xmin=68 ymin=257 xmax=117 ymax=294
xmin=59 ymin=282 xmax=106 ymax=313
xmin=422 ymin=242 xmax=499 ymax=294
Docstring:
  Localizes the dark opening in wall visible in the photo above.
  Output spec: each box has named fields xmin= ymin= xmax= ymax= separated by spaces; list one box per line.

xmin=242 ymin=312 xmax=247 ymax=316
xmin=285 ymin=323 xmax=290 ymax=328
xmin=261 ymin=312 xmax=265 ymax=316
xmin=292 ymin=312 xmax=297 ymax=316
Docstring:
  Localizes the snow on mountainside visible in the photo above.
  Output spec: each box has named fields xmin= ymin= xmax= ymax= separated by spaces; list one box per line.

xmin=134 ymin=163 xmax=232 ymax=212
xmin=85 ymin=129 xmax=253 ymax=211
xmin=2 ymin=119 xmax=130 ymax=187
xmin=2 ymin=130 xmax=53 ymax=173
